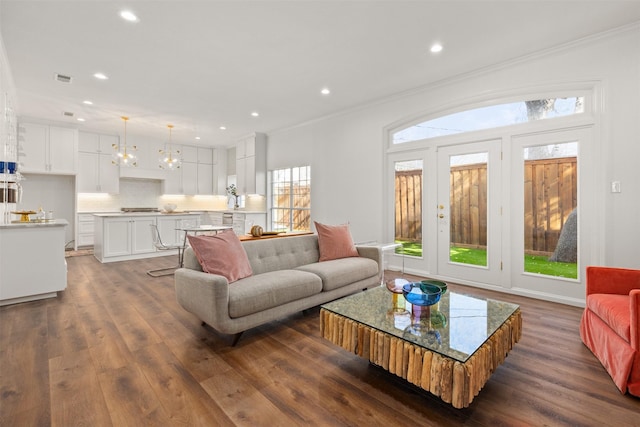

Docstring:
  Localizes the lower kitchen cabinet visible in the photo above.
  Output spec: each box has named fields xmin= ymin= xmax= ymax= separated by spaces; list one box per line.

xmin=76 ymin=213 xmax=96 ymax=248
xmin=156 ymin=214 xmax=200 ymax=246
xmin=93 ymin=213 xmax=201 ymax=263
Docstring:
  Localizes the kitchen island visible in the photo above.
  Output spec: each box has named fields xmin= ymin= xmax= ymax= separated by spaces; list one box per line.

xmin=93 ymin=212 xmax=201 ymax=263
xmin=0 ymin=219 xmax=68 ymax=305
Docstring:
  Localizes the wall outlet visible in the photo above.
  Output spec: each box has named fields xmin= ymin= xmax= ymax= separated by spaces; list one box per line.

xmin=611 ymin=181 xmax=621 ymax=193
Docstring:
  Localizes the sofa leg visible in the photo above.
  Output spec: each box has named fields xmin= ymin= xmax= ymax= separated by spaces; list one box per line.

xmin=231 ymin=332 xmax=243 ymax=347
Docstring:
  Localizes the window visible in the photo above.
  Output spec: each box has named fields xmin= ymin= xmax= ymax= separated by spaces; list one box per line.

xmin=393 ymin=97 xmax=584 ymax=144
xmin=271 ymin=166 xmax=311 ymax=231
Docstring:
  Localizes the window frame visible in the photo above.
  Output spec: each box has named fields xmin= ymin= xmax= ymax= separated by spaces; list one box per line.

xmin=269 ymin=165 xmax=311 ymax=231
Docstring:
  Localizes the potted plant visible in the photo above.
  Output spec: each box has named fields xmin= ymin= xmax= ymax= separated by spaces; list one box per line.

xmin=226 ymin=184 xmax=240 ymax=209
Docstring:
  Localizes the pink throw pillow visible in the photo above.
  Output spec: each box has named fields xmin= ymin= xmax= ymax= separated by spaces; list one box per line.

xmin=314 ymin=221 xmax=360 ymax=262
xmin=187 ymin=231 xmax=253 ymax=283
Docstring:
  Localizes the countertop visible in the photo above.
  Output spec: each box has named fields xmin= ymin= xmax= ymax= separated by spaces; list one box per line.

xmin=0 ymin=219 xmax=69 ymax=229
xmin=92 ymin=212 xmax=201 ymax=217
xmin=83 ymin=210 xmax=267 ymax=216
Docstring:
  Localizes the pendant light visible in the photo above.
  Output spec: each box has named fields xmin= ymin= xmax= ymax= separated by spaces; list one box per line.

xmin=112 ymin=116 xmax=137 ymax=167
xmin=158 ymin=124 xmax=182 ymax=170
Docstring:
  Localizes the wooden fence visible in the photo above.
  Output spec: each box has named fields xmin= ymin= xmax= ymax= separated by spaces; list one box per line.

xmin=524 ymin=157 xmax=577 ymax=254
xmin=272 ymin=184 xmax=311 ymax=230
xmin=395 ymin=157 xmax=577 ymax=254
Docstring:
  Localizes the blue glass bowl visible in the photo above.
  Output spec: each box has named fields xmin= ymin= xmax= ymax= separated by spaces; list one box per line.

xmin=402 ymin=282 xmax=442 ymax=306
xmin=421 ymin=279 xmax=447 ymax=295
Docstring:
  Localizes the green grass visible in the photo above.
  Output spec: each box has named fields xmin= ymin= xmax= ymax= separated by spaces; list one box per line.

xmin=395 ymin=241 xmax=423 ymax=257
xmin=524 ymin=254 xmax=578 ymax=279
xmin=450 ymin=246 xmax=487 ymax=266
xmin=394 ymin=241 xmax=578 ymax=279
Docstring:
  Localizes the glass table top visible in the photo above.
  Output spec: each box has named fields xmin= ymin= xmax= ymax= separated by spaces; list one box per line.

xmin=321 ymin=285 xmax=520 ymax=362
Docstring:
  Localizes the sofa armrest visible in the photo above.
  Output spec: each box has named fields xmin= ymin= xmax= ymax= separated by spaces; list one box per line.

xmin=356 ymin=245 xmax=382 ymax=279
xmin=174 ymin=268 xmax=231 ymax=326
xmin=586 ymin=266 xmax=640 ymax=296
xmin=631 ymin=289 xmax=640 ymax=350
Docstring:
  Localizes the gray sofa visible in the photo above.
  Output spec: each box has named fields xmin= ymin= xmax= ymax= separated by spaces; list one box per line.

xmin=175 ymin=234 xmax=382 ymax=344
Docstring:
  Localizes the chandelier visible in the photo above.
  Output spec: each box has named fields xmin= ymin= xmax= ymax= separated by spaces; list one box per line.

xmin=158 ymin=124 xmax=182 ymax=170
xmin=112 ymin=116 xmax=137 ymax=167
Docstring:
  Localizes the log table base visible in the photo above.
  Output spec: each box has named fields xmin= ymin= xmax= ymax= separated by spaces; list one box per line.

xmin=320 ymin=307 xmax=522 ymax=409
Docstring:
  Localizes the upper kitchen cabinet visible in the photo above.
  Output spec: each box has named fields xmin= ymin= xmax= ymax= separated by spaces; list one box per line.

xmin=236 ymin=133 xmax=266 ymax=195
xmin=19 ymin=123 xmax=78 ymax=174
xmin=213 ymin=147 xmax=227 ymax=195
xmin=77 ymin=131 xmax=120 ymax=193
xmin=161 ymin=144 xmax=215 ymax=195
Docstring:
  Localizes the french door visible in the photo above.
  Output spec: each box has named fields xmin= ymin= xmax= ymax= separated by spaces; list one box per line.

xmin=510 ymin=126 xmax=594 ymax=303
xmin=436 ymin=140 xmax=503 ymax=287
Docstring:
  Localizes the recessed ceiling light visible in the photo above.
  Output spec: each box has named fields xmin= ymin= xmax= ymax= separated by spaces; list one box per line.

xmin=195 ymin=136 xmax=201 ymax=140
xmin=251 ymin=112 xmax=259 ymax=117
xmin=77 ymin=118 xmax=86 ymax=122
xmin=321 ymin=88 xmax=331 ymax=95
xmin=120 ymin=10 xmax=139 ymax=22
xmin=93 ymin=73 xmax=108 ymax=80
xmin=219 ymin=126 xmax=227 ymax=130
xmin=83 ymin=100 xmax=93 ymax=105
xmin=430 ymin=43 xmax=443 ymax=53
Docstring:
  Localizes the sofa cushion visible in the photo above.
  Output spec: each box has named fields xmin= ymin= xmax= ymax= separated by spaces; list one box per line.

xmin=587 ymin=293 xmax=631 ymax=342
xmin=187 ymin=231 xmax=252 ymax=283
xmin=228 ymin=270 xmax=322 ymax=318
xmin=296 ymin=257 xmax=379 ymax=291
xmin=242 ymin=235 xmax=320 ymax=275
xmin=314 ymin=222 xmax=359 ymax=262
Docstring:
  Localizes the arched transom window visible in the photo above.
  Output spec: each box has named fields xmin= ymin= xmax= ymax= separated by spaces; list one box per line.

xmin=392 ymin=96 xmax=584 ymax=144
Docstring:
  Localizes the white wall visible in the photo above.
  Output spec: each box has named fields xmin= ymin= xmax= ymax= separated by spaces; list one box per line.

xmin=19 ymin=174 xmax=75 ymax=245
xmin=267 ymin=24 xmax=640 ymax=269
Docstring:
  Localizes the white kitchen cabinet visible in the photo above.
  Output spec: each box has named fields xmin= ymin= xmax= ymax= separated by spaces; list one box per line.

xmin=77 ymin=131 xmax=120 ymax=193
xmin=76 ymin=213 xmax=96 ymax=248
xmin=200 ymin=211 xmax=224 ymax=226
xmin=196 ymin=147 xmax=214 ymax=195
xmin=163 ymin=168 xmax=182 ymax=194
xmin=182 ymin=162 xmax=198 ymax=195
xmin=181 ymin=145 xmax=198 ymax=163
xmin=213 ymin=147 xmax=227 ymax=195
xmin=77 ymin=151 xmax=120 ymax=193
xmin=93 ymin=213 xmax=201 ymax=263
xmin=0 ymin=221 xmax=68 ymax=306
xmin=20 ymin=123 xmax=78 ymax=174
xmin=94 ymin=215 xmax=156 ymax=262
xmin=79 ymin=131 xmax=118 ymax=154
xmin=161 ymin=145 xmax=215 ymax=195
xmin=197 ymin=147 xmax=212 ymax=164
xmin=197 ymin=163 xmax=213 ymax=195
xmin=157 ymin=214 xmax=200 ymax=246
xmin=236 ymin=133 xmax=266 ymax=195
xmin=230 ymin=212 xmax=267 ymax=235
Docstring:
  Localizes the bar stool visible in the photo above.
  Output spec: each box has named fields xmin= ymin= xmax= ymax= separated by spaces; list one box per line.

xmin=147 ymin=224 xmax=186 ymax=277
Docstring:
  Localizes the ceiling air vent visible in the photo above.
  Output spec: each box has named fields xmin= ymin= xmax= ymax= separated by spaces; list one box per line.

xmin=54 ymin=73 xmax=73 ymax=83
xmin=62 ymin=111 xmax=74 ymax=117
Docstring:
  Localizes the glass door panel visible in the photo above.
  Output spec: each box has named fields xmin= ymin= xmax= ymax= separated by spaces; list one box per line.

xmin=394 ymin=160 xmax=423 ymax=257
xmin=437 ymin=140 xmax=502 ymax=286
xmin=523 ymin=142 xmax=578 ymax=278
xmin=449 ymin=152 xmax=488 ymax=267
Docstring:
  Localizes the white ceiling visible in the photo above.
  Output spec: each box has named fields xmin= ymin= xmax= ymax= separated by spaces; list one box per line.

xmin=2 ymin=1 xmax=640 ymax=147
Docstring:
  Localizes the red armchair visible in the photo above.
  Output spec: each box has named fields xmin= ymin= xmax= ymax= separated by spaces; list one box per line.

xmin=580 ymin=266 xmax=640 ymax=396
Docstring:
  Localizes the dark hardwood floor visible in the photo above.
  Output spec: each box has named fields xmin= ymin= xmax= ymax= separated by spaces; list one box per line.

xmin=1 ymin=254 xmax=639 ymax=426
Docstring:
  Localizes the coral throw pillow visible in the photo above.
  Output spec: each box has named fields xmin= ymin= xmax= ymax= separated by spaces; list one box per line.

xmin=187 ymin=231 xmax=253 ymax=283
xmin=314 ymin=221 xmax=360 ymax=262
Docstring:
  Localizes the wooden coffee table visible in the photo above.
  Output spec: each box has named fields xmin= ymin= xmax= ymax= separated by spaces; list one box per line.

xmin=320 ymin=286 xmax=521 ymax=408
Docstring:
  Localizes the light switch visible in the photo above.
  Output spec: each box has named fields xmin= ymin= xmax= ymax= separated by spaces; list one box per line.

xmin=611 ymin=181 xmax=621 ymax=193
